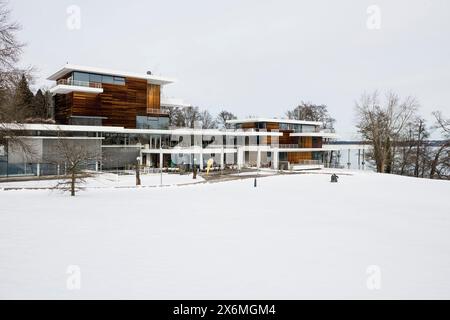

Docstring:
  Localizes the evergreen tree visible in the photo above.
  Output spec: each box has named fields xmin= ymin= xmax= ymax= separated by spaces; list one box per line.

xmin=13 ymin=74 xmax=34 ymax=119
xmin=32 ymin=89 xmax=52 ymax=119
xmin=14 ymin=74 xmax=34 ymax=119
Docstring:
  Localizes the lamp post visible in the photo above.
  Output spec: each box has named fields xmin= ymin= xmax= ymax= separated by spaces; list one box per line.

xmin=136 ymin=156 xmax=141 ymax=186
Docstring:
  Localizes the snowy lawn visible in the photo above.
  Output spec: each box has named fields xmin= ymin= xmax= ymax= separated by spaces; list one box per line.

xmin=0 ymin=172 xmax=203 ymax=189
xmin=0 ymin=171 xmax=449 ymax=299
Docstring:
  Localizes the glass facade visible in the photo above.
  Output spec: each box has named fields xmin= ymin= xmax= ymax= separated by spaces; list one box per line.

xmin=72 ymin=72 xmax=125 ymax=85
xmin=279 ymin=123 xmax=318 ymax=132
xmin=69 ymin=116 xmax=103 ymax=126
xmin=136 ymin=116 xmax=169 ymax=130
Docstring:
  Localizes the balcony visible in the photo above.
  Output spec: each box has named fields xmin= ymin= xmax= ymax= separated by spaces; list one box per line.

xmin=290 ymin=131 xmax=338 ymax=139
xmin=147 ymin=108 xmax=169 ymax=115
xmin=50 ymin=79 xmax=104 ymax=95
xmin=160 ymin=96 xmax=191 ymax=108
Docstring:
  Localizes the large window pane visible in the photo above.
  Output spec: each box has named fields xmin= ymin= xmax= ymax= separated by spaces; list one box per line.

xmin=89 ymin=73 xmax=102 ymax=83
xmin=114 ymin=76 xmax=125 ymax=85
xmin=73 ymin=72 xmax=89 ymax=82
xmin=102 ymin=75 xmax=114 ymax=84
xmin=302 ymin=125 xmax=316 ymax=133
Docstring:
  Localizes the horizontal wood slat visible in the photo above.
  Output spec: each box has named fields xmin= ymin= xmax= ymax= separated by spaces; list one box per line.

xmin=54 ymin=77 xmax=160 ymax=128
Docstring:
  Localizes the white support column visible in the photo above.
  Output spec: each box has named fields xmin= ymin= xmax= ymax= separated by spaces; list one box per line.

xmin=146 ymin=154 xmax=151 ymax=167
xmin=256 ymin=149 xmax=261 ymax=169
xmin=36 ymin=163 xmax=40 ymax=177
xmin=220 ymin=146 xmax=225 ymax=170
xmin=237 ymin=147 xmax=244 ymax=170
xmin=159 ymin=147 xmax=163 ymax=186
xmin=138 ymin=149 xmax=143 ymax=166
xmin=273 ymin=150 xmax=279 ymax=170
xmin=95 ymin=161 xmax=98 ymax=172
xmin=199 ymin=149 xmax=204 ymax=170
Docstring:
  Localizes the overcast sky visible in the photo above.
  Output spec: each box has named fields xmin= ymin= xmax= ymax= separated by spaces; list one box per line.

xmin=10 ymin=0 xmax=450 ymax=139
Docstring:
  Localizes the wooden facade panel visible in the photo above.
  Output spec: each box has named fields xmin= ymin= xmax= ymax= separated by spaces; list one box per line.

xmin=54 ymin=77 xmax=152 ymax=128
xmin=72 ymin=92 xmax=101 ymax=117
xmin=241 ymin=122 xmax=256 ymax=129
xmin=266 ymin=122 xmax=279 ymax=131
xmin=288 ymin=152 xmax=312 ymax=162
xmin=54 ymin=92 xmax=73 ymax=124
xmin=147 ymin=84 xmax=161 ymax=112
xmin=279 ymin=131 xmax=294 ymax=144
xmin=300 ymin=137 xmax=313 ymax=148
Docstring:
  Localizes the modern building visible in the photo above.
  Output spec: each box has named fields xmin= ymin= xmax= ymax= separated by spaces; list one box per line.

xmin=226 ymin=118 xmax=338 ymax=169
xmin=0 ymin=65 xmax=339 ymax=177
xmin=48 ymin=64 xmax=189 ymax=129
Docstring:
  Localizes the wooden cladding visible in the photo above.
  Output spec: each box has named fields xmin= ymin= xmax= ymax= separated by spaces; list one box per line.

xmin=54 ymin=93 xmax=73 ymax=124
xmin=288 ymin=152 xmax=312 ymax=162
xmin=299 ymin=137 xmax=312 ymax=148
xmin=147 ymin=84 xmax=160 ymax=113
xmin=54 ymin=77 xmax=162 ymax=128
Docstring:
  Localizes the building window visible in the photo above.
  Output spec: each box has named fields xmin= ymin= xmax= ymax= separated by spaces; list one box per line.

xmin=301 ymin=125 xmax=317 ymax=133
xmin=70 ymin=72 xmax=126 ymax=86
xmin=89 ymin=74 xmax=102 ymax=83
xmin=114 ymin=76 xmax=125 ymax=85
xmin=102 ymin=75 xmax=114 ymax=84
xmin=136 ymin=116 xmax=169 ymax=129
xmin=73 ymin=72 xmax=89 ymax=82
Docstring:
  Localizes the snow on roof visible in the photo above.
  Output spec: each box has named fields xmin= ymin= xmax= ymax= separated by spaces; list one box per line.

xmin=226 ymin=118 xmax=322 ymax=126
xmin=1 ymin=123 xmax=283 ymax=136
xmin=47 ymin=64 xmax=174 ymax=86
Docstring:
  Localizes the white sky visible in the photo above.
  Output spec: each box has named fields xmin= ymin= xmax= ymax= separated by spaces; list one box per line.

xmin=10 ymin=0 xmax=450 ymax=139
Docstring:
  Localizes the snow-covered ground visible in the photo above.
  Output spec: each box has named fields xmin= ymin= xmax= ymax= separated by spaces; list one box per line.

xmin=1 ymin=170 xmax=449 ymax=299
xmin=0 ymin=172 xmax=203 ymax=189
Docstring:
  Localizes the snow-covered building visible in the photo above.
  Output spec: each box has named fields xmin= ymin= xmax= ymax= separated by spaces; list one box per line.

xmin=0 ymin=65 xmax=338 ymax=177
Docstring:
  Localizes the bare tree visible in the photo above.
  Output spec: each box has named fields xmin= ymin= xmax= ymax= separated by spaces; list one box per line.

xmin=355 ymin=91 xmax=418 ymax=173
xmin=430 ymin=111 xmax=450 ymax=179
xmin=47 ymin=137 xmax=102 ymax=196
xmin=286 ymin=102 xmax=335 ymax=131
xmin=165 ymin=106 xmax=184 ymax=127
xmin=181 ymin=106 xmax=200 ymax=128
xmin=433 ymin=111 xmax=450 ymax=135
xmin=0 ymin=1 xmax=23 ymax=73
xmin=216 ymin=110 xmax=236 ymax=129
xmin=199 ymin=110 xmax=217 ymax=129
xmin=0 ymin=1 xmax=34 ymax=156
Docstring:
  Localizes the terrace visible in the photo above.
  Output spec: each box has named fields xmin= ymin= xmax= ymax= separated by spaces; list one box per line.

xmin=49 ymin=78 xmax=104 ymax=95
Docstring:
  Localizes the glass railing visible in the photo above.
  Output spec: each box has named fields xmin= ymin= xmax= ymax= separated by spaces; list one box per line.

xmin=147 ymin=108 xmax=169 ymax=115
xmin=55 ymin=79 xmax=102 ymax=88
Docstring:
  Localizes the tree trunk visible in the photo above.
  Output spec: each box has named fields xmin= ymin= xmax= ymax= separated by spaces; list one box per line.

xmin=430 ymin=143 xmax=448 ymax=179
xmin=71 ymin=171 xmax=75 ymax=196
xmin=414 ymin=121 xmax=423 ymax=177
xmin=385 ymin=137 xmax=392 ymax=173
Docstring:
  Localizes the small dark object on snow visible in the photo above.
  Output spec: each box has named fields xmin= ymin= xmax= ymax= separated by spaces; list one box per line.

xmin=254 ymin=178 xmax=257 ymax=187
xmin=330 ymin=174 xmax=339 ymax=183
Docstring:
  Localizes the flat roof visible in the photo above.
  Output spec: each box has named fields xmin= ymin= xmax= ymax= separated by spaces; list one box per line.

xmin=47 ymin=64 xmax=174 ymax=85
xmin=1 ymin=123 xmax=283 ymax=137
xmin=226 ymin=118 xmax=322 ymax=126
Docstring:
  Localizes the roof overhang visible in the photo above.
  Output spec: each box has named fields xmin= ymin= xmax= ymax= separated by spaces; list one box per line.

xmin=226 ymin=118 xmax=323 ymax=126
xmin=47 ymin=64 xmax=174 ymax=85
xmin=0 ymin=123 xmax=283 ymax=136
xmin=49 ymin=84 xmax=104 ymax=95
xmin=160 ymin=97 xmax=191 ymax=108
xmin=290 ymin=132 xmax=339 ymax=139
